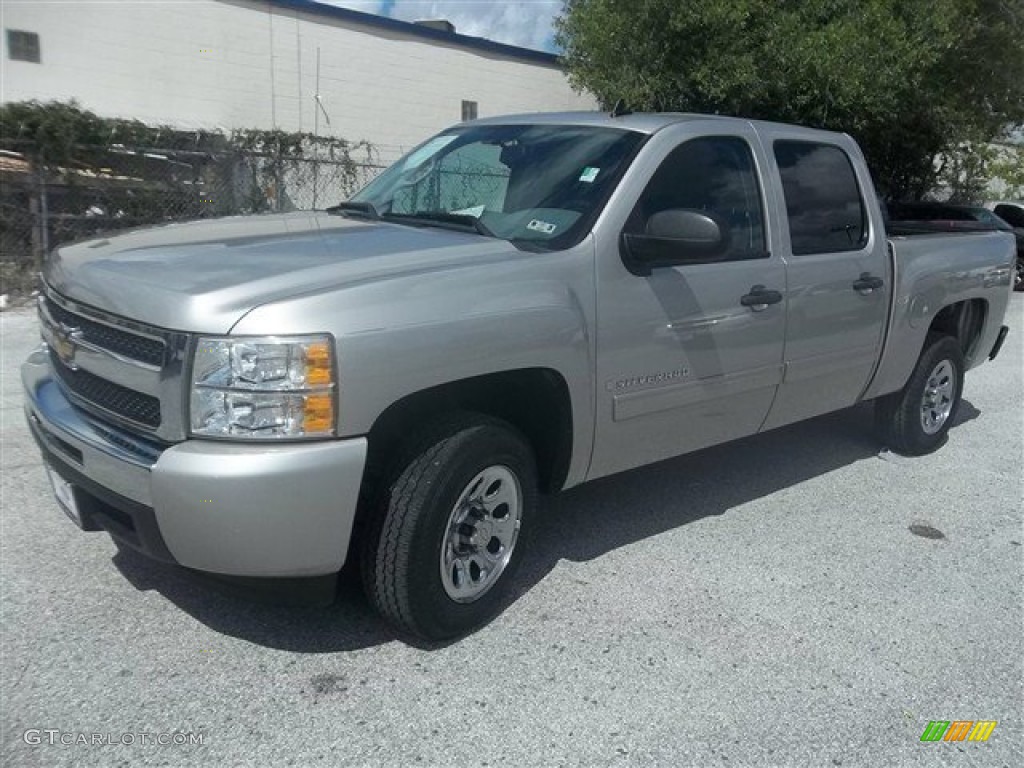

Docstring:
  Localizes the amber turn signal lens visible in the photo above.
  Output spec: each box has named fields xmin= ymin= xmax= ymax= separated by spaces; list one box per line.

xmin=305 ymin=342 xmax=333 ymax=386
xmin=303 ymin=393 xmax=334 ymax=433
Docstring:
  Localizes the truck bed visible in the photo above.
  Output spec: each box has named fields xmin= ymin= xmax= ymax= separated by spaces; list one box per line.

xmin=863 ymin=229 xmax=1015 ymax=400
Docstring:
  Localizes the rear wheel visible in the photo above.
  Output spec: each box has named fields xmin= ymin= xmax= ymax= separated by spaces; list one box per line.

xmin=875 ymin=334 xmax=964 ymax=455
xmin=360 ymin=414 xmax=536 ymax=640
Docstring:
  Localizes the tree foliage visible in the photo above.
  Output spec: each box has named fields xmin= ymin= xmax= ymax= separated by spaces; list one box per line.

xmin=937 ymin=141 xmax=1024 ymax=201
xmin=989 ymin=144 xmax=1024 ymax=199
xmin=555 ymin=0 xmax=1024 ymax=200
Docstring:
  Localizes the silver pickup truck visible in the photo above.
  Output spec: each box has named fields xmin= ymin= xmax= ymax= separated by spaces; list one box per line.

xmin=22 ymin=112 xmax=1014 ymax=640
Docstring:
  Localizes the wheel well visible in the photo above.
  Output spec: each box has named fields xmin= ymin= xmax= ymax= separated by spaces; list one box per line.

xmin=363 ymin=369 xmax=574 ymax=496
xmin=927 ymin=299 xmax=987 ymax=361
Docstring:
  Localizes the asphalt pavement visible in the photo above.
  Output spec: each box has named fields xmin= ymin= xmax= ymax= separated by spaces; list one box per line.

xmin=2 ymin=295 xmax=1022 ymax=768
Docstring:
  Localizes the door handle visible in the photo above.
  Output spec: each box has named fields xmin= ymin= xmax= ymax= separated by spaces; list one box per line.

xmin=740 ymin=285 xmax=783 ymax=312
xmin=853 ymin=272 xmax=884 ymax=294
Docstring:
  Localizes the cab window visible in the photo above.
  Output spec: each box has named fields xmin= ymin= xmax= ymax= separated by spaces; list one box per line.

xmin=774 ymin=141 xmax=867 ymax=255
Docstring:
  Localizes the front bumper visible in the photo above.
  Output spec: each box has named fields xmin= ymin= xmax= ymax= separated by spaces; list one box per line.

xmin=22 ymin=347 xmax=367 ymax=577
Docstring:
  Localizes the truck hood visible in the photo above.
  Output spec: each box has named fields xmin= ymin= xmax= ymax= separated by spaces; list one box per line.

xmin=45 ymin=211 xmax=522 ymax=333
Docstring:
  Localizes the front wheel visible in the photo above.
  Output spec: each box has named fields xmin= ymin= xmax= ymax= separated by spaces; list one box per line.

xmin=875 ymin=334 xmax=964 ymax=456
xmin=361 ymin=414 xmax=537 ymax=641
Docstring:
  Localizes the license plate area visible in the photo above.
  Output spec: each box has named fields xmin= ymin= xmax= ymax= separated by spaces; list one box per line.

xmin=45 ymin=464 xmax=82 ymax=528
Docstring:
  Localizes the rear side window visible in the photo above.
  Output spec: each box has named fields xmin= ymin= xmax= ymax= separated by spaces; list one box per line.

xmin=774 ymin=141 xmax=867 ymax=255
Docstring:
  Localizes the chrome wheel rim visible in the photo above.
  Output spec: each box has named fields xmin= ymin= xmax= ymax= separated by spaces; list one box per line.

xmin=920 ymin=359 xmax=955 ymax=434
xmin=440 ymin=465 xmax=522 ymax=603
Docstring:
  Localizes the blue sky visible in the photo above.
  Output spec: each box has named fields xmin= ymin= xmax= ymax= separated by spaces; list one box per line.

xmin=322 ymin=1 xmax=563 ymax=52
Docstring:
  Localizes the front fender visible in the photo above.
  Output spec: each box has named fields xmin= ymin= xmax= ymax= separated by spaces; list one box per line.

xmin=230 ymin=242 xmax=597 ymax=488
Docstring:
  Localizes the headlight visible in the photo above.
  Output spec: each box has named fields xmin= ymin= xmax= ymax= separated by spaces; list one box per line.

xmin=189 ymin=335 xmax=336 ymax=439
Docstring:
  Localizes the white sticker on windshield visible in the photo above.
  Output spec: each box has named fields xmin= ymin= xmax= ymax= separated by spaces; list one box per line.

xmin=451 ymin=205 xmax=486 ymax=218
xmin=402 ymin=135 xmax=458 ymax=170
xmin=527 ymin=219 xmax=557 ymax=234
xmin=579 ymin=166 xmax=600 ymax=183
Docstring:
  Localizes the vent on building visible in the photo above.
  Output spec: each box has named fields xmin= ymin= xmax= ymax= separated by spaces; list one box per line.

xmin=414 ymin=19 xmax=455 ymax=34
xmin=461 ymin=100 xmax=478 ymax=122
xmin=6 ymin=29 xmax=40 ymax=63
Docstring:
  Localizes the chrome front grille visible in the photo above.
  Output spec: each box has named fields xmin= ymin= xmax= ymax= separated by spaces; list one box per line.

xmin=44 ymin=297 xmax=165 ymax=367
xmin=39 ymin=287 xmax=190 ymax=441
xmin=48 ymin=348 xmax=162 ymax=427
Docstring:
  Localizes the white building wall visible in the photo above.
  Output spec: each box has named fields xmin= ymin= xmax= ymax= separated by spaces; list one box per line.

xmin=1 ymin=0 xmax=596 ymax=163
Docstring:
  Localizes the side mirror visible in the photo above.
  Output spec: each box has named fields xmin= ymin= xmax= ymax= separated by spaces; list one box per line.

xmin=620 ymin=209 xmax=730 ymax=275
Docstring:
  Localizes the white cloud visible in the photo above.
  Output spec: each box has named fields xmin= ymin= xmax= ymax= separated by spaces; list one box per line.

xmin=320 ymin=1 xmax=562 ymax=52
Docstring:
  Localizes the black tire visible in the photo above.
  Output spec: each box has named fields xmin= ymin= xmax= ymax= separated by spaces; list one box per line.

xmin=360 ymin=413 xmax=537 ymax=641
xmin=875 ymin=334 xmax=964 ymax=456
xmin=1014 ymin=259 xmax=1024 ymax=292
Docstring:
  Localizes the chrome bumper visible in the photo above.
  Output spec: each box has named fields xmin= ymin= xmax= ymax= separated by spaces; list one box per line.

xmin=23 ymin=347 xmax=368 ymax=577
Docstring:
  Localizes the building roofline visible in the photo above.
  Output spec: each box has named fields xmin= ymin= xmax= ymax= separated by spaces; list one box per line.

xmin=263 ymin=0 xmax=562 ymax=67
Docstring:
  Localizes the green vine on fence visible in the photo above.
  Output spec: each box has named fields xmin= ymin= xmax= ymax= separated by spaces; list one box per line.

xmin=0 ymin=101 xmax=379 ymax=292
xmin=0 ymin=100 xmax=380 ymax=222
xmin=0 ymin=100 xmax=375 ymax=168
xmin=228 ymin=127 xmax=376 ymax=212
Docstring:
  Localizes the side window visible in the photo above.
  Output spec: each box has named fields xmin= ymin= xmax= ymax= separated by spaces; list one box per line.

xmin=774 ymin=141 xmax=867 ymax=255
xmin=994 ymin=204 xmax=1024 ymax=228
xmin=626 ymin=136 xmax=767 ymax=260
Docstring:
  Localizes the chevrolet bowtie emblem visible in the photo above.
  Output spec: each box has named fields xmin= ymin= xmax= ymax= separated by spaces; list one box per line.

xmin=52 ymin=322 xmax=80 ymax=370
xmin=38 ymin=296 xmax=83 ymax=370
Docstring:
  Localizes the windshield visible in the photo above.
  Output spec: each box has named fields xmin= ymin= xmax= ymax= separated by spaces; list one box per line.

xmin=347 ymin=123 xmax=646 ymax=250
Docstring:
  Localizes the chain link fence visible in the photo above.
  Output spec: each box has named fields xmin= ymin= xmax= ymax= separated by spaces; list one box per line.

xmin=0 ymin=141 xmax=386 ymax=295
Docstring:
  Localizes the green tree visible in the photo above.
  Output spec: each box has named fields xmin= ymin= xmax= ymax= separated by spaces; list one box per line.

xmin=933 ymin=139 xmax=1001 ymax=203
xmin=555 ymin=0 xmax=1024 ymax=200
xmin=987 ymin=143 xmax=1024 ymax=199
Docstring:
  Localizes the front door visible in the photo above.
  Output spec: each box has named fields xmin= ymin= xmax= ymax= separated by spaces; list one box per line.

xmin=588 ymin=126 xmax=786 ymax=480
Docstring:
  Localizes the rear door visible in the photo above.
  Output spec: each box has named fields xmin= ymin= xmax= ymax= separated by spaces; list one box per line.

xmin=757 ymin=133 xmax=890 ymax=430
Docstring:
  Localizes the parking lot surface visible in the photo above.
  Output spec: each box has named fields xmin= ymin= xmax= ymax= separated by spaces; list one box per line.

xmin=2 ymin=296 xmax=1022 ymax=767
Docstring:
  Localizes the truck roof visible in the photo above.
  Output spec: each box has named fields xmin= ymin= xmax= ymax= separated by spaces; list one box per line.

xmin=469 ymin=111 xmax=849 ymax=142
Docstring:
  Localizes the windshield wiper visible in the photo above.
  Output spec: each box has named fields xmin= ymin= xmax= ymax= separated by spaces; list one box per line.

xmin=326 ymin=200 xmax=380 ymax=220
xmin=381 ymin=211 xmax=496 ymax=238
